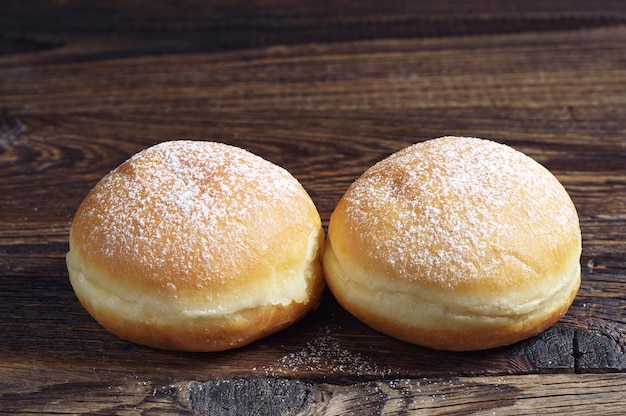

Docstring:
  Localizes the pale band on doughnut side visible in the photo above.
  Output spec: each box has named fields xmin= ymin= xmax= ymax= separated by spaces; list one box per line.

xmin=323 ymin=136 xmax=581 ymax=351
xmin=67 ymin=140 xmax=324 ymax=352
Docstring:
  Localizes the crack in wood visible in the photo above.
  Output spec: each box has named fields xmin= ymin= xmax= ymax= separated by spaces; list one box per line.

xmin=574 ymin=328 xmax=626 ymax=373
xmin=509 ymin=324 xmax=626 ymax=374
xmin=573 ymin=329 xmax=583 ymax=374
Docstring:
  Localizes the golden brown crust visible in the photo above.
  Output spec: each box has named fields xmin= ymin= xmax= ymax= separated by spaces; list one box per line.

xmin=67 ymin=140 xmax=324 ymax=351
xmin=69 ymin=249 xmax=325 ymax=351
xmin=323 ymin=136 xmax=582 ymax=351
xmin=323 ymin=238 xmax=580 ymax=351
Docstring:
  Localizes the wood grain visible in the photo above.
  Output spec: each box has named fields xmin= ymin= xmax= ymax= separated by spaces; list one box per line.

xmin=1 ymin=1 xmax=626 ymax=413
xmin=3 ymin=374 xmax=626 ymax=415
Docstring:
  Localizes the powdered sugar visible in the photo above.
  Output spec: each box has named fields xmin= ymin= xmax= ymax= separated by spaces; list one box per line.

xmin=259 ymin=326 xmax=398 ymax=377
xmin=76 ymin=140 xmax=313 ymax=288
xmin=340 ymin=136 xmax=579 ymax=287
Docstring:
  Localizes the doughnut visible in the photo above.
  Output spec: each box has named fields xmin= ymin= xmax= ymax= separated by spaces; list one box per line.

xmin=323 ymin=136 xmax=581 ymax=351
xmin=66 ymin=140 xmax=324 ymax=351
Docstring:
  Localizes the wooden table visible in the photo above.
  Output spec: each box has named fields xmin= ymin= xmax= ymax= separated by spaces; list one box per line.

xmin=2 ymin=1 xmax=625 ymax=414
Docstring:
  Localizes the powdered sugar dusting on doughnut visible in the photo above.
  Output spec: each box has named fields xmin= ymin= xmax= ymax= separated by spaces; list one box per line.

xmin=76 ymin=140 xmax=312 ymax=287
xmin=341 ymin=136 xmax=579 ymax=287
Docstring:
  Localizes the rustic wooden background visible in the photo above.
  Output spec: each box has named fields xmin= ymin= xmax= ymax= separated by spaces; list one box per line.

xmin=1 ymin=1 xmax=625 ymax=414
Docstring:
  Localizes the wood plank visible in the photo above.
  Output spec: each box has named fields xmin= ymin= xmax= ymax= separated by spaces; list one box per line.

xmin=2 ymin=0 xmax=626 ymax=65
xmin=2 ymin=374 xmax=625 ymax=414
xmin=0 ymin=274 xmax=623 ymax=383
xmin=4 ymin=26 xmax=626 ymax=115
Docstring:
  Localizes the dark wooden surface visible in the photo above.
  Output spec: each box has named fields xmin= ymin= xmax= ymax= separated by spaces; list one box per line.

xmin=2 ymin=1 xmax=626 ymax=414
